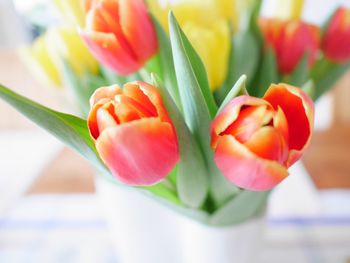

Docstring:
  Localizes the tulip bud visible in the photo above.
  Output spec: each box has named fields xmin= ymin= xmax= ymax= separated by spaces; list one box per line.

xmin=81 ymin=0 xmax=158 ymax=75
xmin=211 ymin=84 xmax=314 ymax=191
xmin=260 ymin=18 xmax=320 ymax=74
xmin=88 ymin=81 xmax=179 ymax=185
xmin=322 ymin=7 xmax=350 ymax=63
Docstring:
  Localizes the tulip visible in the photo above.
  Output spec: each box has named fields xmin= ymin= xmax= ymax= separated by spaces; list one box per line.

xmin=88 ymin=81 xmax=179 ymax=185
xmin=260 ymin=18 xmax=320 ymax=74
xmin=81 ymin=0 xmax=158 ymax=75
xmin=147 ymin=0 xmax=230 ymax=90
xmin=322 ymin=7 xmax=350 ymax=63
xmin=53 ymin=0 xmax=85 ymax=27
xmin=211 ymin=84 xmax=314 ymax=191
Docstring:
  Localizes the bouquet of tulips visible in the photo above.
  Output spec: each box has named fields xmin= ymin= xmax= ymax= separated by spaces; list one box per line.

xmin=1 ymin=0 xmax=350 ymax=225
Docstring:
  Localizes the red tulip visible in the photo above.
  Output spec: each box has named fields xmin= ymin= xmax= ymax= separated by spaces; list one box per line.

xmin=88 ymin=81 xmax=179 ymax=185
xmin=81 ymin=0 xmax=158 ymax=75
xmin=323 ymin=7 xmax=350 ymax=63
xmin=211 ymin=84 xmax=314 ymax=191
xmin=260 ymin=18 xmax=320 ymax=74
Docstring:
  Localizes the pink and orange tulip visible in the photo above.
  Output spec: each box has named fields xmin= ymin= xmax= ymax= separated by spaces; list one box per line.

xmin=322 ymin=7 xmax=350 ymax=63
xmin=211 ymin=84 xmax=314 ymax=191
xmin=81 ymin=0 xmax=158 ymax=75
xmin=88 ymin=81 xmax=179 ymax=185
xmin=260 ymin=18 xmax=320 ymax=74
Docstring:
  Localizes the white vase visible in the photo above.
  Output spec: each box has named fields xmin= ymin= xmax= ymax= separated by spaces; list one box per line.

xmin=96 ymin=177 xmax=266 ymax=263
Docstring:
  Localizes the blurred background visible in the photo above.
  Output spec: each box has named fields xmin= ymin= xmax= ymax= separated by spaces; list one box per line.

xmin=0 ymin=0 xmax=349 ymax=262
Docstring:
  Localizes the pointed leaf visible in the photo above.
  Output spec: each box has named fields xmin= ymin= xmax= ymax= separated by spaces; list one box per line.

xmin=152 ymin=74 xmax=208 ymax=208
xmin=218 ymin=75 xmax=247 ymax=114
xmin=289 ymin=52 xmax=309 ymax=86
xmin=169 ymin=13 xmax=237 ymax=206
xmin=217 ymin=32 xmax=259 ymax=102
xmin=209 ymin=191 xmax=269 ymax=226
xmin=0 ymin=83 xmax=110 ymax=176
xmin=168 ymin=13 xmax=217 ymax=118
xmin=314 ymin=62 xmax=350 ymax=100
xmin=152 ymin=16 xmax=181 ymax=109
xmin=252 ymin=48 xmax=279 ymax=97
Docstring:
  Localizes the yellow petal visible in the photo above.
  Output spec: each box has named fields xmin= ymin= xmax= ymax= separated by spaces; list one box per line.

xmin=20 ymin=35 xmax=62 ymax=86
xmin=53 ymin=0 xmax=85 ymax=27
xmin=183 ymin=19 xmax=230 ymax=90
xmin=273 ymin=0 xmax=304 ymax=20
xmin=46 ymin=27 xmax=99 ymax=77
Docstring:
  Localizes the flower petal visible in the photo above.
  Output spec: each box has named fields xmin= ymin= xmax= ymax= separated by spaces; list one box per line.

xmin=90 ymin=84 xmax=121 ymax=106
xmin=244 ymin=126 xmax=288 ymax=164
xmin=96 ymin=118 xmax=179 ymax=185
xmin=214 ymin=135 xmax=288 ymax=191
xmin=263 ymin=84 xmax=314 ymax=166
xmin=211 ymin=96 xmax=270 ymax=148
xmin=80 ymin=31 xmax=141 ymax=75
xmin=119 ymin=0 xmax=158 ymax=62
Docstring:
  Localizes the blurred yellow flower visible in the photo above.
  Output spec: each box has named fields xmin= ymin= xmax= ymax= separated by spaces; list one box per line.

xmin=147 ymin=0 xmax=231 ymax=90
xmin=46 ymin=27 xmax=99 ymax=77
xmin=53 ymin=0 xmax=85 ymax=27
xmin=183 ymin=20 xmax=230 ymax=89
xmin=20 ymin=36 xmax=62 ymax=86
xmin=20 ymin=27 xmax=98 ymax=87
xmin=274 ymin=0 xmax=304 ymax=20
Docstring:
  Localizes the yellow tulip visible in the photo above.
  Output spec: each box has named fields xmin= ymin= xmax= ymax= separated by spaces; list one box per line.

xmin=46 ymin=27 xmax=99 ymax=77
xmin=53 ymin=0 xmax=85 ymax=27
xmin=20 ymin=27 xmax=99 ymax=87
xmin=183 ymin=20 xmax=230 ymax=90
xmin=273 ymin=0 xmax=304 ymax=20
xmin=147 ymin=0 xmax=231 ymax=89
xmin=20 ymin=35 xmax=62 ymax=86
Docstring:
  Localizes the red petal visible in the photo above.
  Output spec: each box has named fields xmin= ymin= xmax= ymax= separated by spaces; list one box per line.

xmin=96 ymin=118 xmax=179 ymax=185
xmin=123 ymin=83 xmax=158 ymax=117
xmin=211 ymin=96 xmax=269 ymax=148
xmin=90 ymin=85 xmax=121 ymax=106
xmin=263 ymin=84 xmax=314 ymax=166
xmin=134 ymin=81 xmax=171 ymax=122
xmin=119 ymin=0 xmax=158 ymax=62
xmin=214 ymin=135 xmax=288 ymax=191
xmin=80 ymin=31 xmax=141 ymax=75
xmin=244 ymin=126 xmax=288 ymax=164
xmin=223 ymin=105 xmax=273 ymax=143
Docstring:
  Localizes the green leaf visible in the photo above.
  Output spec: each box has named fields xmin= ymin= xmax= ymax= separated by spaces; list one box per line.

xmin=100 ymin=65 xmax=128 ymax=84
xmin=169 ymin=13 xmax=237 ymax=206
xmin=217 ymin=75 xmax=248 ymax=114
xmin=168 ymin=12 xmax=212 ymax=154
xmin=251 ymin=48 xmax=279 ymax=97
xmin=152 ymin=74 xmax=208 ymax=208
xmin=209 ymin=191 xmax=269 ymax=226
xmin=168 ymin=13 xmax=217 ymax=118
xmin=152 ymin=16 xmax=181 ymax=110
xmin=62 ymin=62 xmax=107 ymax=117
xmin=314 ymin=61 xmax=350 ymax=100
xmin=288 ymin=52 xmax=309 ymax=87
xmin=217 ymin=32 xmax=259 ymax=102
xmin=0 ymin=83 xmax=110 ymax=176
xmin=302 ymin=80 xmax=315 ymax=99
